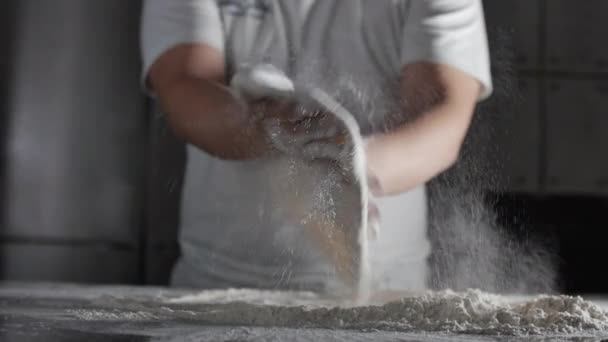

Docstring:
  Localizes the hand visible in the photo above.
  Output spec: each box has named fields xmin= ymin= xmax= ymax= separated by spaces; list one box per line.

xmin=230 ymin=63 xmax=294 ymax=101
xmin=260 ymin=90 xmax=383 ymax=239
xmin=232 ymin=65 xmax=381 ymax=243
xmin=260 ymin=99 xmax=382 ymax=243
xmin=231 ymin=64 xmax=350 ymax=163
xmin=258 ymin=99 xmax=351 ymax=165
xmin=230 ymin=64 xmax=344 ymax=162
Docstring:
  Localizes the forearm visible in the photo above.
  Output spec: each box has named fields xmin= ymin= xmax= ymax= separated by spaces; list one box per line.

xmin=157 ymin=77 xmax=269 ymax=160
xmin=365 ymin=101 xmax=475 ymax=196
xmin=365 ymin=63 xmax=481 ymax=196
xmin=149 ymin=44 xmax=271 ymax=160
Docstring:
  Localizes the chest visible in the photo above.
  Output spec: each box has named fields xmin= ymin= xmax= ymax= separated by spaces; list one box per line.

xmin=217 ymin=0 xmax=407 ymax=76
xmin=216 ymin=0 xmax=409 ymax=131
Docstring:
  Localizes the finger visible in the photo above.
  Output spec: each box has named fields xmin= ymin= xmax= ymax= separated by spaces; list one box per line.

xmin=263 ymin=118 xmax=297 ymax=155
xmin=262 ymin=116 xmax=325 ymax=156
xmin=286 ymin=100 xmax=343 ymax=124
xmin=232 ymin=64 xmax=295 ymax=100
xmin=367 ymin=173 xmax=384 ymax=197
xmin=290 ymin=116 xmax=349 ymax=142
xmin=250 ymin=99 xmax=294 ymax=119
xmin=367 ymin=200 xmax=381 ymax=241
xmin=290 ymin=127 xmax=344 ymax=144
xmin=301 ymin=140 xmax=348 ymax=161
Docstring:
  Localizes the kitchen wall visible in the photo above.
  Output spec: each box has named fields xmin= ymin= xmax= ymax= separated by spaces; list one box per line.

xmin=483 ymin=0 xmax=608 ymax=194
xmin=0 ymin=0 xmax=148 ymax=284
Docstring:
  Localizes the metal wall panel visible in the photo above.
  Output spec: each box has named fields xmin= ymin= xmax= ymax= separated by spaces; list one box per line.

xmin=545 ymin=80 xmax=608 ymax=193
xmin=1 ymin=0 xmax=147 ymax=243
xmin=482 ymin=0 xmax=540 ymax=70
xmin=0 ymin=244 xmax=138 ymax=283
xmin=144 ymin=109 xmax=184 ymax=284
xmin=146 ymin=111 xmax=184 ymax=246
xmin=546 ymin=1 xmax=608 ymax=73
xmin=0 ymin=2 xmax=19 ymax=238
xmin=145 ymin=246 xmax=180 ymax=285
xmin=492 ymin=78 xmax=541 ymax=192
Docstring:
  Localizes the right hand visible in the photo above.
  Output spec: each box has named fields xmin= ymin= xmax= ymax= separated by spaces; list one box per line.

xmin=255 ymin=100 xmax=351 ymax=164
xmin=231 ymin=64 xmax=350 ymax=165
xmin=257 ymin=98 xmax=382 ymax=241
xmin=232 ymin=64 xmax=381 ymax=240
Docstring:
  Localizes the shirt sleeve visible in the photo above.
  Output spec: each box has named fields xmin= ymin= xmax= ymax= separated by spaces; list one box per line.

xmin=401 ymin=0 xmax=493 ymax=101
xmin=140 ymin=0 xmax=224 ymax=91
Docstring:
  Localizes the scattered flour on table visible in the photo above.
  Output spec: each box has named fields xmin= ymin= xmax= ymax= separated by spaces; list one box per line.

xmin=166 ymin=289 xmax=608 ymax=336
xmin=67 ymin=308 xmax=157 ymax=321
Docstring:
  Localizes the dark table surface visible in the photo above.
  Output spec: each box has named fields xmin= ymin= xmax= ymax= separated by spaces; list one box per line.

xmin=1 ymin=282 xmax=607 ymax=342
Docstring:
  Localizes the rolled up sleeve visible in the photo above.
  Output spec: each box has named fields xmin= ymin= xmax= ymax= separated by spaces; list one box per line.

xmin=401 ymin=0 xmax=492 ymax=100
xmin=140 ymin=0 xmax=224 ymax=90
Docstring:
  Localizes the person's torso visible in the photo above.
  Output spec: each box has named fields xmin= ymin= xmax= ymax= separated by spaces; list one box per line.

xmin=177 ymin=0 xmax=430 ymax=290
xmin=219 ymin=0 xmax=411 ymax=131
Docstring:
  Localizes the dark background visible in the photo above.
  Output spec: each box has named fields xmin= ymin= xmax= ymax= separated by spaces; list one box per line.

xmin=0 ymin=1 xmax=606 ymax=294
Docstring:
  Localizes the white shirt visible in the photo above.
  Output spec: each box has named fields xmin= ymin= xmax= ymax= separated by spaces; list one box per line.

xmin=141 ymin=0 xmax=492 ymax=290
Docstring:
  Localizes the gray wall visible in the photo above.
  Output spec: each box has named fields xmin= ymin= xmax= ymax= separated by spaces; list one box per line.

xmin=483 ymin=0 xmax=608 ymax=194
xmin=0 ymin=0 xmax=149 ymax=284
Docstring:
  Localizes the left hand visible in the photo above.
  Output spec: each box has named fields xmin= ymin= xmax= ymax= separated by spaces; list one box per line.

xmin=264 ymin=98 xmax=384 ymax=242
xmin=259 ymin=99 xmax=351 ymax=167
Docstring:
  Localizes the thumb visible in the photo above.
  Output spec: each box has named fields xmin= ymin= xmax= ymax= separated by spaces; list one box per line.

xmin=367 ymin=199 xmax=381 ymax=241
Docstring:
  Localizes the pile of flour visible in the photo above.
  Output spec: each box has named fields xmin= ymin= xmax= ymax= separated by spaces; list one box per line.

xmin=167 ymin=289 xmax=608 ymax=336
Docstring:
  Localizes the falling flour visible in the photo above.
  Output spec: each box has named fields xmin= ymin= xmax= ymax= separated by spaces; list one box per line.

xmin=166 ymin=288 xmax=608 ymax=336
